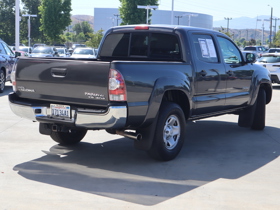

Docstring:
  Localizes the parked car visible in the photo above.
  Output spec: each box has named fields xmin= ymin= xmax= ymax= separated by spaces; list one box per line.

xmin=0 ymin=38 xmax=19 ymax=93
xmin=14 ymin=50 xmax=28 ymax=57
xmin=54 ymin=44 xmax=67 ymax=48
xmin=29 ymin=46 xmax=59 ymax=57
xmin=56 ymin=48 xmax=70 ymax=57
xmin=243 ymin=46 xmax=267 ymax=58
xmin=70 ymin=47 xmax=96 ymax=58
xmin=19 ymin=46 xmax=32 ymax=54
xmin=33 ymin=43 xmax=46 ymax=49
xmin=255 ymin=53 xmax=280 ymax=84
xmin=72 ymin=44 xmax=86 ymax=49
xmin=268 ymin=48 xmax=280 ymax=53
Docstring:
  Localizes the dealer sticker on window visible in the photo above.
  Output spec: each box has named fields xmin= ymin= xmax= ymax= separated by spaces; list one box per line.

xmin=50 ymin=104 xmax=71 ymax=119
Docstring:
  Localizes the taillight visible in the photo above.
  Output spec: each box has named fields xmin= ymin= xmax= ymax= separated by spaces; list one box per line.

xmin=108 ymin=69 xmax=127 ymax=101
xmin=11 ymin=62 xmax=17 ymax=92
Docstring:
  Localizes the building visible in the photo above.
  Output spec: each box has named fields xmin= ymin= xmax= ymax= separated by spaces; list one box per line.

xmin=94 ymin=8 xmax=213 ymax=33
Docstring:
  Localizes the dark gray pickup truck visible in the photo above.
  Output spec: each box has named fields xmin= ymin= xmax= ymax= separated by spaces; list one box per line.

xmin=9 ymin=25 xmax=272 ymax=161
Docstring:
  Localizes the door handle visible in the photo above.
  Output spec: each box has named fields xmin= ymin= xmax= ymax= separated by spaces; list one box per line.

xmin=199 ymin=70 xmax=207 ymax=77
xmin=227 ymin=70 xmax=234 ymax=76
xmin=51 ymin=68 xmax=67 ymax=78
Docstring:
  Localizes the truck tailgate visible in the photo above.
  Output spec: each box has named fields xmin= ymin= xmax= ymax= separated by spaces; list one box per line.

xmin=15 ymin=58 xmax=111 ymax=107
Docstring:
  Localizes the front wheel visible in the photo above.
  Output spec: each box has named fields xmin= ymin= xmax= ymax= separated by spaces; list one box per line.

xmin=0 ymin=69 xmax=6 ymax=93
xmin=50 ymin=129 xmax=87 ymax=145
xmin=147 ymin=102 xmax=186 ymax=161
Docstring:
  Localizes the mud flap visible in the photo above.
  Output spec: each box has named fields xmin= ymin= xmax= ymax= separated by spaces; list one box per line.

xmin=134 ymin=113 xmax=159 ymax=151
xmin=238 ymin=103 xmax=256 ymax=127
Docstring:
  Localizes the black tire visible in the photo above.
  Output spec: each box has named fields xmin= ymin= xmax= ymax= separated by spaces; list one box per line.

xmin=50 ymin=129 xmax=87 ymax=145
xmin=251 ymin=88 xmax=266 ymax=130
xmin=147 ymin=102 xmax=186 ymax=161
xmin=0 ymin=69 xmax=5 ymax=93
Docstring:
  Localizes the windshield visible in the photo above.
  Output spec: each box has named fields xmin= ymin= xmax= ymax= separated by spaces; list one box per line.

xmin=57 ymin=48 xmax=66 ymax=54
xmin=19 ymin=47 xmax=29 ymax=52
xmin=73 ymin=49 xmax=93 ymax=55
xmin=32 ymin=47 xmax=53 ymax=54
xmin=258 ymin=55 xmax=280 ymax=63
xmin=268 ymin=49 xmax=280 ymax=53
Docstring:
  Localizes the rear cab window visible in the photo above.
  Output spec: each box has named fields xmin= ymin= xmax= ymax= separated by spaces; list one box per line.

xmin=99 ymin=31 xmax=181 ymax=61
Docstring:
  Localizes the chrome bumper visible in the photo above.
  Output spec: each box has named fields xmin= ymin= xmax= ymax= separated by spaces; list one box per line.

xmin=9 ymin=102 xmax=127 ymax=129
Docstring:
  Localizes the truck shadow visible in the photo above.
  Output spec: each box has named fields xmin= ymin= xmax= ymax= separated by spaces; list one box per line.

xmin=13 ymin=120 xmax=280 ymax=206
xmin=0 ymin=84 xmax=13 ymax=97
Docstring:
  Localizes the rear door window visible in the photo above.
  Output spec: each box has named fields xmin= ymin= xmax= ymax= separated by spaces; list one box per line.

xmin=191 ymin=34 xmax=218 ymax=63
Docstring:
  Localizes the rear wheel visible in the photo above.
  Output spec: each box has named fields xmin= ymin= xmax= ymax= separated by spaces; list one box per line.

xmin=50 ymin=129 xmax=87 ymax=145
xmin=0 ymin=69 xmax=5 ymax=93
xmin=251 ymin=88 xmax=266 ymax=130
xmin=147 ymin=102 xmax=186 ymax=161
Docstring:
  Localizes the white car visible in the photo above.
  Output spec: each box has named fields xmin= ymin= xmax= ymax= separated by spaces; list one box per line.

xmin=71 ymin=47 xmax=96 ymax=58
xmin=255 ymin=53 xmax=280 ymax=84
xmin=56 ymin=48 xmax=70 ymax=57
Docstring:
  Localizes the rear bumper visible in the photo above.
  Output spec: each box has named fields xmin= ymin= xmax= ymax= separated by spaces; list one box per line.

xmin=9 ymin=93 xmax=127 ymax=129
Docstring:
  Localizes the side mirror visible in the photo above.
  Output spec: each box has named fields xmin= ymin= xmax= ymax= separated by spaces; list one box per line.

xmin=15 ymin=51 xmax=21 ymax=57
xmin=244 ymin=52 xmax=256 ymax=63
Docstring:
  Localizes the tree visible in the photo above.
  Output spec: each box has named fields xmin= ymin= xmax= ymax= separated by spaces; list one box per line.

xmin=73 ymin=21 xmax=93 ymax=39
xmin=274 ymin=31 xmax=280 ymax=47
xmin=76 ymin=32 xmax=86 ymax=43
xmin=218 ymin=26 xmax=233 ymax=39
xmin=248 ymin=38 xmax=256 ymax=46
xmin=119 ymin=0 xmax=158 ymax=25
xmin=39 ymin=0 xmax=72 ymax=44
xmin=85 ymin=29 xmax=104 ymax=48
xmin=0 ymin=0 xmax=15 ymax=44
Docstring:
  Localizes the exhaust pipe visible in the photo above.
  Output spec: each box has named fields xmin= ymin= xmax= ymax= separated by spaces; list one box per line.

xmin=116 ymin=130 xmax=142 ymax=141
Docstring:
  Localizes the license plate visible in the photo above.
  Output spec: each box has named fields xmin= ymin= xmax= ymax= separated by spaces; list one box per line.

xmin=50 ymin=104 xmax=71 ymax=119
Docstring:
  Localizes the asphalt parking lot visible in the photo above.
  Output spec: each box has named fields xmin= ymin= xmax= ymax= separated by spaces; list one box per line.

xmin=1 ymin=83 xmax=280 ymax=210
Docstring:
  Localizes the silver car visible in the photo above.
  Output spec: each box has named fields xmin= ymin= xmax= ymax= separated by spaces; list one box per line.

xmin=243 ymin=46 xmax=266 ymax=58
xmin=29 ymin=46 xmax=59 ymax=57
xmin=255 ymin=53 xmax=280 ymax=84
xmin=70 ymin=47 xmax=96 ymax=58
xmin=56 ymin=48 xmax=70 ymax=57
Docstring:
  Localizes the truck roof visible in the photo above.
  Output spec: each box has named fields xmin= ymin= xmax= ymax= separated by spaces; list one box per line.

xmin=109 ymin=24 xmax=221 ymax=35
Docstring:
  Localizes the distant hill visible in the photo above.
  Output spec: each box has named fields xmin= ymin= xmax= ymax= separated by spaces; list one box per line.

xmin=213 ymin=15 xmax=273 ymax=30
xmin=70 ymin=15 xmax=94 ymax=31
xmin=213 ymin=28 xmax=271 ymax=42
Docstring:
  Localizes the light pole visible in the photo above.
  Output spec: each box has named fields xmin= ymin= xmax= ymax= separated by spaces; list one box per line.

xmin=175 ymin=16 xmax=182 ymax=25
xmin=272 ymin=18 xmax=280 ymax=36
xmin=137 ymin=5 xmax=158 ymax=24
xmin=22 ymin=14 xmax=37 ymax=47
xmin=268 ymin=5 xmax=273 ymax=46
xmin=257 ymin=19 xmax=270 ymax=45
xmin=114 ymin=14 xmax=120 ymax=26
xmin=15 ymin=0 xmax=20 ymax=51
xmin=224 ymin=17 xmax=232 ymax=33
xmin=183 ymin=13 xmax=198 ymax=26
xmin=171 ymin=0 xmax=174 ymax=24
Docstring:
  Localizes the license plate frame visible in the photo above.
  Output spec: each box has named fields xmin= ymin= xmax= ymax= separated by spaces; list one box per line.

xmin=50 ymin=104 xmax=71 ymax=119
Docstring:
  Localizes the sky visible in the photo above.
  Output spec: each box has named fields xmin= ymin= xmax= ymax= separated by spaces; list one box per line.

xmin=71 ymin=0 xmax=280 ymax=21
